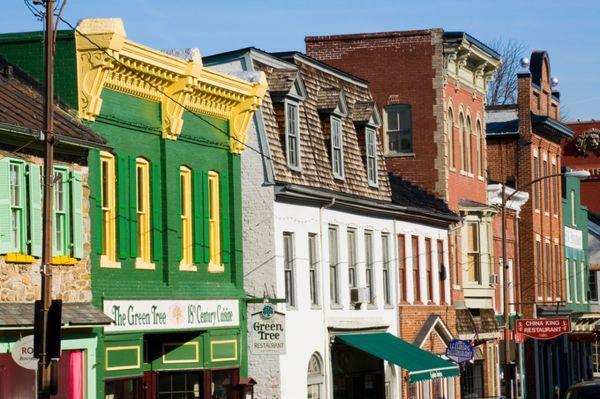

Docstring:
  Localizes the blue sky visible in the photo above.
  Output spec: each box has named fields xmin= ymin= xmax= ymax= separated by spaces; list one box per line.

xmin=4 ymin=0 xmax=600 ymax=120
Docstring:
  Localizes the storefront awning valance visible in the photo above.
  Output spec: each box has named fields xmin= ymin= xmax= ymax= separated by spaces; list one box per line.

xmin=337 ymin=333 xmax=459 ymax=382
xmin=0 ymin=302 xmax=113 ymax=329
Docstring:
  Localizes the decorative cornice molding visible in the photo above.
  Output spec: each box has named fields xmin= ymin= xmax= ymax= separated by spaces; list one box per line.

xmin=75 ymin=18 xmax=266 ymax=153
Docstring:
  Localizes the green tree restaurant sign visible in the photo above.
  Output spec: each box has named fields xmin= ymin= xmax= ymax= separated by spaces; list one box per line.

xmin=103 ymin=299 xmax=239 ymax=332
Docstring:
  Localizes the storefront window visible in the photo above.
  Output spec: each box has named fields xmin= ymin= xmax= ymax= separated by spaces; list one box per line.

xmin=212 ymin=369 xmax=237 ymax=399
xmin=158 ymin=372 xmax=202 ymax=398
xmin=461 ymin=360 xmax=484 ymax=398
xmin=105 ymin=377 xmax=143 ymax=399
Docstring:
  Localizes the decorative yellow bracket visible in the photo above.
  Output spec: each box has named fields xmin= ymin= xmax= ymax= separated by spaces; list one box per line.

xmin=75 ymin=18 xmax=266 ymax=153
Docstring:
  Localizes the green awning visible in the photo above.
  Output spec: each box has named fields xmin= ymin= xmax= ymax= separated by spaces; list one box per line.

xmin=337 ymin=332 xmax=459 ymax=382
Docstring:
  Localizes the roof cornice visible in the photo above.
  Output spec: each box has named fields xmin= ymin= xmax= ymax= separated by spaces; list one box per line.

xmin=74 ymin=18 xmax=267 ymax=153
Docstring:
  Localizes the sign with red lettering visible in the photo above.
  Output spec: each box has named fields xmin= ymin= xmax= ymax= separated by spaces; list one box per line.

xmin=11 ymin=335 xmax=38 ymax=370
xmin=515 ymin=318 xmax=571 ymax=340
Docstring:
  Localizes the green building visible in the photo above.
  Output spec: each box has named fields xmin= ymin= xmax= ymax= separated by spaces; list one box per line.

xmin=0 ymin=18 xmax=266 ymax=398
xmin=561 ymin=166 xmax=593 ymax=387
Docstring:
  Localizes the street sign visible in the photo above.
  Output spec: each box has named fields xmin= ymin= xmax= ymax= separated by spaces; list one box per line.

xmin=250 ymin=304 xmax=286 ymax=355
xmin=515 ymin=318 xmax=571 ymax=340
xmin=445 ymin=339 xmax=474 ymax=364
xmin=11 ymin=335 xmax=38 ymax=370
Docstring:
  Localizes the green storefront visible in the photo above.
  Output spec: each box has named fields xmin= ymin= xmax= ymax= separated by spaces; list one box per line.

xmin=0 ymin=18 xmax=265 ymax=398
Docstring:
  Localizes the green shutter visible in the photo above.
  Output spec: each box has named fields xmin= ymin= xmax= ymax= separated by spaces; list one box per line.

xmin=129 ymin=157 xmax=138 ymax=258
xmin=0 ymin=158 xmax=13 ymax=254
xmin=202 ymin=171 xmax=210 ymax=264
xmin=117 ymin=155 xmax=129 ymax=259
xmin=192 ymin=170 xmax=203 ymax=264
xmin=88 ymin=150 xmax=103 ymax=255
xmin=71 ymin=170 xmax=83 ymax=259
xmin=220 ymin=173 xmax=230 ymax=265
xmin=28 ymin=164 xmax=42 ymax=257
xmin=151 ymin=162 xmax=162 ymax=261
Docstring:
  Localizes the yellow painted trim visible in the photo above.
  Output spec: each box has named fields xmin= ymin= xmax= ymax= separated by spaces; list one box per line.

xmin=75 ymin=18 xmax=266 ymax=152
xmin=135 ymin=258 xmax=155 ymax=270
xmin=208 ymin=171 xmax=221 ymax=267
xmin=5 ymin=253 xmax=35 ymax=264
xmin=161 ymin=341 xmax=199 ymax=364
xmin=100 ymin=151 xmax=117 ymax=262
xmin=179 ymin=261 xmax=197 ymax=272
xmin=179 ymin=166 xmax=193 ymax=267
xmin=100 ymin=255 xmax=121 ymax=269
xmin=50 ymin=255 xmax=78 ymax=266
xmin=135 ymin=158 xmax=152 ymax=263
xmin=208 ymin=262 xmax=224 ymax=273
xmin=105 ymin=345 xmax=140 ymax=371
xmin=210 ymin=339 xmax=238 ymax=362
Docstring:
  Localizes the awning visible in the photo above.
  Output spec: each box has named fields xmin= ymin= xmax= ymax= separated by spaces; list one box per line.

xmin=0 ymin=302 xmax=113 ymax=329
xmin=337 ymin=333 xmax=459 ymax=382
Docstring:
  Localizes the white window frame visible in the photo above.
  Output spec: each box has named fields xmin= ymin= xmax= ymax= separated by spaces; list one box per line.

xmin=330 ymin=116 xmax=344 ymax=179
xmin=285 ymin=100 xmax=301 ymax=171
xmin=384 ymin=104 xmax=413 ymax=155
xmin=283 ymin=232 xmax=296 ymax=309
xmin=308 ymin=233 xmax=320 ymax=308
xmin=365 ymin=127 xmax=378 ymax=187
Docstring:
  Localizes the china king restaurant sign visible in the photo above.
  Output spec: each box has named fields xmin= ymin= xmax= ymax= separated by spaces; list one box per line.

xmin=515 ymin=318 xmax=571 ymax=340
xmin=103 ymin=299 xmax=239 ymax=332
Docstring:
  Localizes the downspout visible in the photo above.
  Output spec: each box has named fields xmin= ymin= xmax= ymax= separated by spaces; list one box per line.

xmin=320 ymin=197 xmax=335 ymax=399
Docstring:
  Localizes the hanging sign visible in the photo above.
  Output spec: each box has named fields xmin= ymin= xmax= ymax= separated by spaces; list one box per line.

xmin=103 ymin=299 xmax=239 ymax=332
xmin=515 ymin=318 xmax=571 ymax=340
xmin=250 ymin=303 xmax=286 ymax=355
xmin=11 ymin=335 xmax=38 ymax=370
xmin=445 ymin=339 xmax=474 ymax=364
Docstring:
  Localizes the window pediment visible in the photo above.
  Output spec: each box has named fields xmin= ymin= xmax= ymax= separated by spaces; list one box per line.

xmin=317 ymin=88 xmax=348 ymax=117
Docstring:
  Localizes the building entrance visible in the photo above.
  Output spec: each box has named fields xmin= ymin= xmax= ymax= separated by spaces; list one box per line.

xmin=331 ymin=341 xmax=384 ymax=399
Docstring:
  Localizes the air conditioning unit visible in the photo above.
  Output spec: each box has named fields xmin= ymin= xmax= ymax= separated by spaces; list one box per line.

xmin=350 ymin=287 xmax=370 ymax=305
xmin=489 ymin=274 xmax=500 ymax=285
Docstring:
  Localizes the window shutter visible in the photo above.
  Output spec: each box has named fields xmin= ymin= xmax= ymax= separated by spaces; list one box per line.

xmin=151 ymin=162 xmax=162 ymax=261
xmin=88 ymin=150 xmax=103 ymax=255
xmin=0 ymin=158 xmax=13 ymax=254
xmin=220 ymin=173 xmax=230 ymax=265
xmin=202 ymin=171 xmax=210 ymax=264
xmin=117 ymin=155 xmax=129 ymax=259
xmin=71 ymin=170 xmax=84 ymax=259
xmin=192 ymin=170 xmax=203 ymax=264
xmin=28 ymin=164 xmax=43 ymax=257
xmin=129 ymin=157 xmax=138 ymax=258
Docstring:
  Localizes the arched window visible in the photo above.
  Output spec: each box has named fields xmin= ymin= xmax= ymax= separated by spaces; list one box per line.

xmin=466 ymin=116 xmax=473 ymax=173
xmin=307 ymin=353 xmax=324 ymax=399
xmin=447 ymin=108 xmax=454 ymax=169
xmin=458 ymin=113 xmax=465 ymax=171
xmin=476 ymin=120 xmax=483 ymax=177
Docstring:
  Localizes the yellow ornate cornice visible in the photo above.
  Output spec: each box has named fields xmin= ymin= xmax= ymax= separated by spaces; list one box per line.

xmin=75 ymin=18 xmax=266 ymax=153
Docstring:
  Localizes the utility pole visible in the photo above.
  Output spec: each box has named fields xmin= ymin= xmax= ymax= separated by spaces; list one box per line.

xmin=38 ymin=0 xmax=55 ymax=397
xmin=501 ymin=183 xmax=513 ymax=399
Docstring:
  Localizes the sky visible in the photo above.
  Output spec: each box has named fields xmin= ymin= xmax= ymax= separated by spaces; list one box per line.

xmin=3 ymin=0 xmax=600 ymax=120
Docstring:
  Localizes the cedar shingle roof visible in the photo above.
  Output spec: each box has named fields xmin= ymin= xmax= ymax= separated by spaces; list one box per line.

xmin=316 ymin=87 xmax=341 ymax=113
xmin=0 ymin=56 xmax=105 ymax=146
xmin=266 ymin=69 xmax=299 ymax=94
xmin=254 ymin=53 xmax=391 ymax=201
xmin=390 ymin=174 xmax=457 ymax=219
xmin=351 ymin=100 xmax=377 ymax=124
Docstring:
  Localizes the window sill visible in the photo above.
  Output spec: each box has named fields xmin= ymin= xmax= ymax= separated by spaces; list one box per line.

xmin=330 ymin=304 xmax=344 ymax=310
xmin=135 ymin=258 xmax=156 ymax=270
xmin=385 ymin=152 xmax=415 ymax=158
xmin=478 ymin=176 xmax=485 ymax=181
xmin=310 ymin=305 xmax=322 ymax=310
xmin=179 ymin=261 xmax=197 ymax=272
xmin=367 ymin=304 xmax=378 ymax=310
xmin=384 ymin=304 xmax=395 ymax=309
xmin=5 ymin=253 xmax=35 ymax=264
xmin=285 ymin=305 xmax=297 ymax=311
xmin=208 ymin=262 xmax=224 ymax=273
xmin=100 ymin=255 xmax=121 ymax=269
xmin=51 ymin=256 xmax=78 ymax=266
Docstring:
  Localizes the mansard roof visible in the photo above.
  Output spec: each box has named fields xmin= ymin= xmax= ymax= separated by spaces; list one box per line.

xmin=254 ymin=51 xmax=391 ymax=202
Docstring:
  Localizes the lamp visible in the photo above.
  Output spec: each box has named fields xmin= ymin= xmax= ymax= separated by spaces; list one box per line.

xmin=237 ymin=377 xmax=256 ymax=399
xmin=564 ymin=169 xmax=591 ymax=180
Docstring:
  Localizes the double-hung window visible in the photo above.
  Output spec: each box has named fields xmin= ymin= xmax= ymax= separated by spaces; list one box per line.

xmin=329 ymin=226 xmax=340 ymax=306
xmin=382 ymin=234 xmax=391 ymax=305
xmin=411 ymin=236 xmax=421 ymax=303
xmin=308 ymin=233 xmax=319 ymax=306
xmin=533 ymin=154 xmax=540 ymax=210
xmin=366 ymin=128 xmax=378 ymax=186
xmin=53 ymin=168 xmax=69 ymax=256
xmin=208 ymin=171 xmax=221 ymax=268
xmin=365 ymin=231 xmax=374 ymax=305
xmin=437 ymin=240 xmax=447 ymax=304
xmin=331 ymin=116 xmax=344 ymax=179
xmin=9 ymin=161 xmax=26 ymax=253
xmin=285 ymin=102 xmax=301 ymax=170
xmin=100 ymin=152 xmax=117 ymax=265
xmin=135 ymin=158 xmax=152 ymax=265
xmin=347 ymin=229 xmax=357 ymax=298
xmin=425 ymin=238 xmax=433 ymax=302
xmin=283 ymin=232 xmax=295 ymax=308
xmin=179 ymin=166 xmax=193 ymax=268
xmin=398 ymin=234 xmax=407 ymax=302
xmin=466 ymin=223 xmax=481 ymax=284
xmin=543 ymin=159 xmax=549 ymax=213
xmin=385 ymin=104 xmax=412 ymax=154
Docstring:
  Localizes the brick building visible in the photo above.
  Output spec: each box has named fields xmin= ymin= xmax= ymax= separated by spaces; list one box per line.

xmin=305 ymin=30 xmax=502 ymax=398
xmin=486 ymin=51 xmax=575 ymax=399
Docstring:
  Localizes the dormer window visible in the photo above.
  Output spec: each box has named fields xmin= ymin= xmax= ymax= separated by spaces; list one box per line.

xmin=285 ymin=101 xmax=301 ymax=170
xmin=365 ymin=127 xmax=378 ymax=186
xmin=331 ymin=116 xmax=344 ymax=179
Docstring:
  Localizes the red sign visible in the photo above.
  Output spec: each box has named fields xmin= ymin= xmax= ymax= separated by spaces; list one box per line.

xmin=515 ymin=318 xmax=571 ymax=340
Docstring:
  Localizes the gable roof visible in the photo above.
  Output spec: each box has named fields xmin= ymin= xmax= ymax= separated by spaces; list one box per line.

xmin=0 ymin=56 xmax=105 ymax=147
